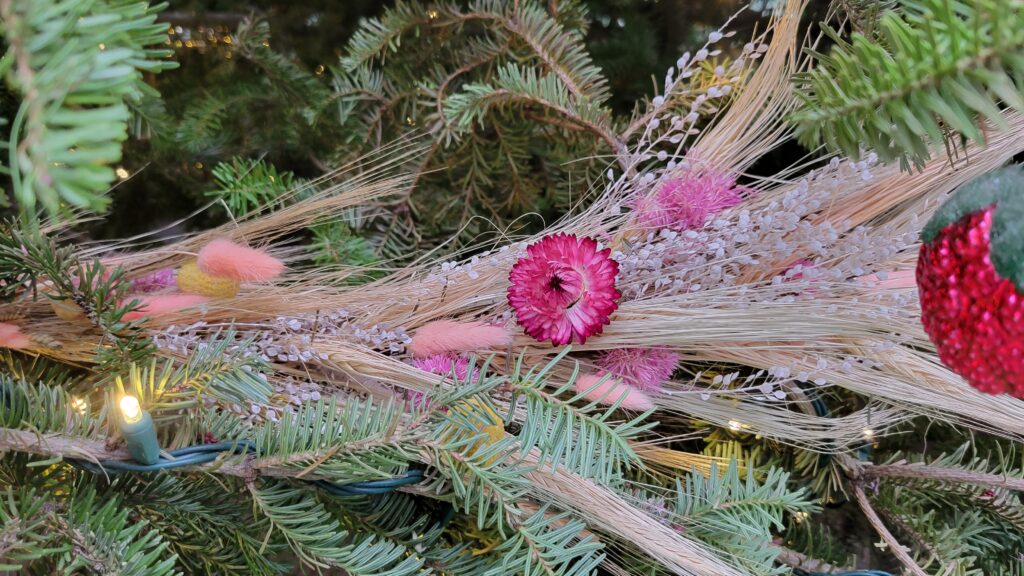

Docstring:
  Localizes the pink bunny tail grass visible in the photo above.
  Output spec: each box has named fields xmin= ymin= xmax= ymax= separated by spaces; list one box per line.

xmin=197 ymin=239 xmax=285 ymax=282
xmin=0 ymin=322 xmax=31 ymax=349
xmin=123 ymin=294 xmax=210 ymax=321
xmin=409 ymin=320 xmax=512 ymax=359
xmin=574 ymin=372 xmax=655 ymax=411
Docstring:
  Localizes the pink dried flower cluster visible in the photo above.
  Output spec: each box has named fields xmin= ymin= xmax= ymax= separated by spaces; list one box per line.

xmin=413 ymin=354 xmax=478 ymax=382
xmin=508 ymin=233 xmax=620 ymax=346
xmin=633 ymin=170 xmax=748 ymax=231
xmin=596 ymin=347 xmax=679 ymax=392
xmin=131 ymin=267 xmax=177 ymax=293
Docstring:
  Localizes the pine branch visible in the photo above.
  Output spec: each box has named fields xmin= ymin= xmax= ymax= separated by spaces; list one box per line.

xmin=0 ymin=0 xmax=176 ymax=217
xmin=0 ymin=488 xmax=64 ymax=571
xmin=487 ymin=505 xmax=605 ymax=576
xmin=250 ymin=482 xmax=426 ymax=575
xmin=792 ymin=0 xmax=1024 ymax=169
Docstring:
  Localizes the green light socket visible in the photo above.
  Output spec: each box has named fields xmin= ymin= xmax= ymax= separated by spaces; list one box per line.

xmin=120 ymin=411 xmax=160 ymax=465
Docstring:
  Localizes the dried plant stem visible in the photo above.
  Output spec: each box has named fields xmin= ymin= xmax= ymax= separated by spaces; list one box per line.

xmin=858 ymin=462 xmax=1024 ymax=491
xmin=850 ymin=482 xmax=927 ymax=576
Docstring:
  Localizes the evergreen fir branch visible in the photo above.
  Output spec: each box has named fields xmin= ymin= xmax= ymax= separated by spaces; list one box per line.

xmin=0 ymin=218 xmax=75 ymax=301
xmin=52 ymin=487 xmax=178 ymax=575
xmin=485 ymin=505 xmax=605 ymax=576
xmin=858 ymin=442 xmax=1024 ymax=492
xmin=0 ymin=376 xmax=102 ymax=438
xmin=203 ymin=395 xmax=423 ymax=483
xmin=234 ymin=18 xmax=330 ymax=112
xmin=791 ymin=0 xmax=1024 ymax=169
xmin=250 ymin=482 xmax=426 ymax=575
xmin=207 ymin=157 xmax=297 ymax=216
xmin=310 ymin=219 xmax=381 ymax=270
xmin=0 ymin=0 xmax=175 ymax=217
xmin=0 ymin=487 xmax=65 ymax=570
xmin=174 ymin=90 xmax=233 ymax=155
xmin=339 ymin=1 xmax=470 ymax=72
xmin=444 ymin=63 xmax=623 ymax=158
xmin=671 ymin=460 xmax=817 ymax=575
xmin=0 ymin=351 xmax=77 ymax=390
xmin=506 ymin=350 xmax=656 ymax=483
xmin=174 ymin=330 xmax=273 ymax=406
xmin=110 ymin=474 xmax=288 ymax=575
xmin=777 ymin=522 xmax=853 ymax=573
xmin=498 ymin=2 xmax=608 ymax=104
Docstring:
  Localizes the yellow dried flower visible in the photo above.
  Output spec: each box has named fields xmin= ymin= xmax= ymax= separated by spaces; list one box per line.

xmin=177 ymin=260 xmax=240 ymax=298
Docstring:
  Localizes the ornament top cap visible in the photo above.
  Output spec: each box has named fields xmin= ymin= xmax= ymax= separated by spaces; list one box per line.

xmin=923 ymin=165 xmax=1024 ymax=291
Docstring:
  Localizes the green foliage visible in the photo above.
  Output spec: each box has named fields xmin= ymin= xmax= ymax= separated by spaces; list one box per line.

xmin=866 ymin=443 xmax=1024 ymax=574
xmin=0 ymin=487 xmax=66 ymax=571
xmin=792 ymin=0 xmax=1024 ymax=169
xmin=52 ymin=487 xmax=179 ymax=575
xmin=0 ymin=375 xmax=102 ymax=437
xmin=251 ymin=482 xmax=426 ymax=575
xmin=506 ymin=349 xmax=656 ymax=483
xmin=207 ymin=157 xmax=298 ymax=215
xmin=331 ymin=0 xmax=620 ymax=250
xmin=0 ymin=0 xmax=175 ymax=217
xmin=670 ymin=461 xmax=816 ymax=575
xmin=114 ymin=474 xmax=287 ymax=575
xmin=486 ymin=506 xmax=605 ymax=576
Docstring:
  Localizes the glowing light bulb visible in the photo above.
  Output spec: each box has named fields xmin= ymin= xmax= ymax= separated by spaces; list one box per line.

xmin=862 ymin=428 xmax=875 ymax=439
xmin=70 ymin=397 xmax=88 ymax=415
xmin=728 ymin=420 xmax=742 ymax=431
xmin=120 ymin=395 xmax=142 ymax=424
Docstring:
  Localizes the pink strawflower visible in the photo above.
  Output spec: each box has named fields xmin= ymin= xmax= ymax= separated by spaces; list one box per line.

xmin=198 ymin=239 xmax=285 ymax=281
xmin=0 ymin=322 xmax=30 ymax=349
xmin=596 ymin=347 xmax=679 ymax=392
xmin=413 ymin=354 xmax=478 ymax=382
xmin=409 ymin=320 xmax=512 ymax=359
xmin=508 ymin=233 xmax=620 ymax=346
xmin=131 ymin=267 xmax=177 ymax=293
xmin=633 ymin=170 xmax=748 ymax=231
xmin=574 ymin=372 xmax=654 ymax=411
xmin=123 ymin=294 xmax=210 ymax=321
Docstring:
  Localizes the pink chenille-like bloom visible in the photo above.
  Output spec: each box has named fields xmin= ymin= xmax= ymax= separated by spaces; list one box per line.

xmin=596 ymin=347 xmax=679 ymax=392
xmin=413 ymin=354 xmax=478 ymax=382
xmin=633 ymin=170 xmax=748 ymax=231
xmin=507 ymin=233 xmax=620 ymax=346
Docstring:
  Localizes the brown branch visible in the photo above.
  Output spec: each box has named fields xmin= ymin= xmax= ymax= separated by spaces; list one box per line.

xmin=850 ymin=482 xmax=928 ymax=576
xmin=858 ymin=461 xmax=1024 ymax=492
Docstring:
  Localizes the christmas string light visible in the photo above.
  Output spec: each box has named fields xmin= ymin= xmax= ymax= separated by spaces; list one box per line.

xmin=70 ymin=392 xmax=427 ymax=495
xmin=117 ymin=395 xmax=160 ymax=465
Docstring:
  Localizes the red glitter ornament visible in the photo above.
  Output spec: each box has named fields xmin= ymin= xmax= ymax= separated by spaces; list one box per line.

xmin=917 ymin=168 xmax=1024 ymax=397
